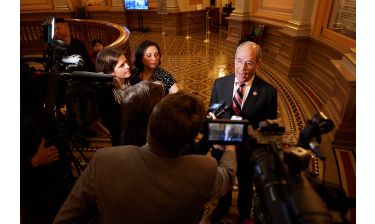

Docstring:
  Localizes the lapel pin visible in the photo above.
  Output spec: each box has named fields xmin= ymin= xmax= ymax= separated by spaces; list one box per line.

xmin=253 ymin=91 xmax=257 ymax=96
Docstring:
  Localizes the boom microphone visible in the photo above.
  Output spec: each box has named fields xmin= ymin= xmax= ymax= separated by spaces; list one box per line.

xmin=60 ymin=71 xmax=113 ymax=81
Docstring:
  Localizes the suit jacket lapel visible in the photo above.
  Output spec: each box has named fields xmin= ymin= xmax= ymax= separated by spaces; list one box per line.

xmin=242 ymin=76 xmax=261 ymax=113
xmin=223 ymin=75 xmax=235 ymax=106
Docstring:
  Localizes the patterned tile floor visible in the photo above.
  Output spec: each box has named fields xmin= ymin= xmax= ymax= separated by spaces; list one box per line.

xmin=85 ymin=29 xmax=349 ymax=223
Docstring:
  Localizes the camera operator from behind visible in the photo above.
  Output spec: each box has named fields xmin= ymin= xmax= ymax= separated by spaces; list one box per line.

xmin=209 ymin=41 xmax=277 ymax=223
xmin=53 ymin=91 xmax=237 ymax=224
xmin=53 ymin=18 xmax=97 ymax=145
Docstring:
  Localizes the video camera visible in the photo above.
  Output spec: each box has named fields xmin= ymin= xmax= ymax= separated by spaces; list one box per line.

xmin=42 ymin=16 xmax=85 ymax=73
xmin=204 ymin=112 xmax=352 ymax=224
xmin=40 ymin=16 xmax=113 ymax=81
xmin=21 ymin=17 xmax=114 ymax=176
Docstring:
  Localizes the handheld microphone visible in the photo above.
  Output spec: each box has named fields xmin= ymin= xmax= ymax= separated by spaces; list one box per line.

xmin=215 ymin=104 xmax=231 ymax=118
xmin=308 ymin=139 xmax=326 ymax=161
xmin=207 ymin=102 xmax=225 ymax=119
xmin=208 ymin=102 xmax=232 ymax=118
xmin=60 ymin=71 xmax=113 ymax=82
xmin=208 ymin=102 xmax=225 ymax=113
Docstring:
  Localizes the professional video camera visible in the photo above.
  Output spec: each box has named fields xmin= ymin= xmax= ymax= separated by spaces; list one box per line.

xmin=21 ymin=57 xmax=90 ymax=178
xmin=204 ymin=112 xmax=352 ymax=224
xmin=21 ymin=17 xmax=114 ymax=174
xmin=42 ymin=16 xmax=85 ymax=73
xmin=30 ymin=17 xmax=111 ymax=120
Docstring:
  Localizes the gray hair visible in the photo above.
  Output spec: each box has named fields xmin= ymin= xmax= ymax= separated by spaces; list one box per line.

xmin=235 ymin=41 xmax=262 ymax=63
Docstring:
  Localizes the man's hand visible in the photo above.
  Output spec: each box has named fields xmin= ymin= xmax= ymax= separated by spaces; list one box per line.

xmin=213 ymin=144 xmax=236 ymax=151
xmin=213 ymin=144 xmax=225 ymax=151
xmin=31 ymin=139 xmax=59 ymax=167
xmin=208 ymin=112 xmax=217 ymax=119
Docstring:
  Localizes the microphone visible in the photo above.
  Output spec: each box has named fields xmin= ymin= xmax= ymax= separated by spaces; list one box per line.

xmin=208 ymin=102 xmax=232 ymax=118
xmin=208 ymin=102 xmax=225 ymax=113
xmin=60 ymin=71 xmax=113 ymax=82
xmin=207 ymin=102 xmax=225 ymax=119
xmin=308 ymin=139 xmax=326 ymax=161
xmin=215 ymin=104 xmax=231 ymax=118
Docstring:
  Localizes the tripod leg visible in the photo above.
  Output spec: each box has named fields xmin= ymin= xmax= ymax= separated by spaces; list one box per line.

xmin=45 ymin=72 xmax=60 ymax=119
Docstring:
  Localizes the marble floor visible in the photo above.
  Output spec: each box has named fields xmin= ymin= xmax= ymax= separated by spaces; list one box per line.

xmin=83 ymin=29 xmax=354 ymax=223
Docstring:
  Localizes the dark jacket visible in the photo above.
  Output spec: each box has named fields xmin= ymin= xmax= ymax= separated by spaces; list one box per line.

xmin=54 ymin=145 xmax=236 ymax=224
xmin=210 ymin=74 xmax=277 ymax=129
xmin=96 ymin=82 xmax=122 ymax=146
xmin=65 ymin=37 xmax=96 ymax=97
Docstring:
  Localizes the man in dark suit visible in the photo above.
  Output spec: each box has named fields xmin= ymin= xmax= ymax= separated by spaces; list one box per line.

xmin=209 ymin=41 xmax=277 ymax=223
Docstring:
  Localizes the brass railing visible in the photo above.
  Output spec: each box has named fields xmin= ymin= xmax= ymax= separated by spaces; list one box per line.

xmin=20 ymin=19 xmax=131 ymax=61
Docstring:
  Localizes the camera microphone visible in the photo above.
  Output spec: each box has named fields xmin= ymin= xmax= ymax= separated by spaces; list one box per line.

xmin=60 ymin=71 xmax=113 ymax=82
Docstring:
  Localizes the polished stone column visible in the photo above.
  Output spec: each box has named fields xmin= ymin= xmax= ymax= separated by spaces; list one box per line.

xmin=283 ymin=0 xmax=314 ymax=36
xmin=167 ymin=0 xmax=179 ymax=12
xmin=112 ymin=0 xmax=125 ymax=11
xmin=225 ymin=0 xmax=252 ymax=45
xmin=54 ymin=0 xmax=72 ymax=11
xmin=274 ymin=0 xmax=315 ymax=76
xmin=230 ymin=0 xmax=251 ymax=19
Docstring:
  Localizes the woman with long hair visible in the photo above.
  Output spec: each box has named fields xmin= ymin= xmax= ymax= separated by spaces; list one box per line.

xmin=132 ymin=40 xmax=179 ymax=94
xmin=95 ymin=48 xmax=132 ymax=145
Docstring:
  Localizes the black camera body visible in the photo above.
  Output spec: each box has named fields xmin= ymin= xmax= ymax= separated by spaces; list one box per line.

xmin=42 ymin=16 xmax=87 ymax=74
xmin=204 ymin=113 xmax=351 ymax=224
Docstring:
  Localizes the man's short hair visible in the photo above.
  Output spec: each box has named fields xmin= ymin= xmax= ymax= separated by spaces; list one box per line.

xmin=235 ymin=41 xmax=263 ymax=63
xmin=147 ymin=91 xmax=206 ymax=156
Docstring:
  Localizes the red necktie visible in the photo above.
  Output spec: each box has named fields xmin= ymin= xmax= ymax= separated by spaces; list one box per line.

xmin=232 ymin=82 xmax=245 ymax=115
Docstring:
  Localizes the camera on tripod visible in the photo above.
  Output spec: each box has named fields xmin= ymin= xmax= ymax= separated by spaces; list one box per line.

xmin=42 ymin=16 xmax=84 ymax=73
xmin=204 ymin=112 xmax=352 ymax=223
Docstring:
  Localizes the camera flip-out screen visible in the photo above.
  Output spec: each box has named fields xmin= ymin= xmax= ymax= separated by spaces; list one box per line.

xmin=206 ymin=119 xmax=249 ymax=144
